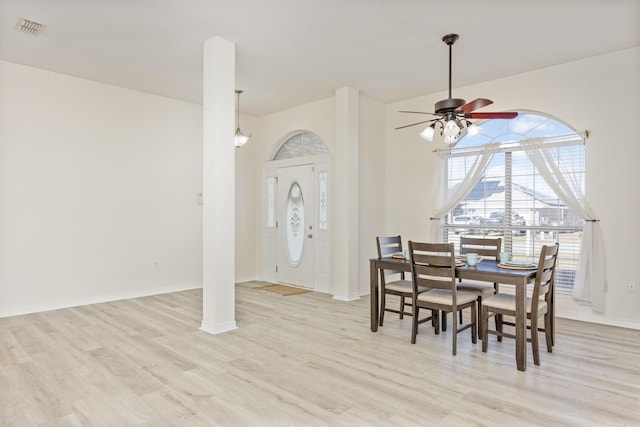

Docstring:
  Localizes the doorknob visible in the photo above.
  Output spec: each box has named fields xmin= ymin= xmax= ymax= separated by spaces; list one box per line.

xmin=307 ymin=234 xmax=313 ymax=238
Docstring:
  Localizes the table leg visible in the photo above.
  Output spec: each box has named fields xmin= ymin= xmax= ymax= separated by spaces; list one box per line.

xmin=515 ymin=281 xmax=527 ymax=371
xmin=370 ymin=260 xmax=379 ymax=332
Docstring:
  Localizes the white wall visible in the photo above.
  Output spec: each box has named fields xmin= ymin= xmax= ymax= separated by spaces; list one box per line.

xmin=384 ymin=93 xmax=440 ymax=243
xmin=385 ymin=47 xmax=640 ymax=328
xmin=0 ymin=60 xmax=203 ymax=316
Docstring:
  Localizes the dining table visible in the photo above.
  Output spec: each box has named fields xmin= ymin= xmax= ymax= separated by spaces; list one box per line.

xmin=369 ymin=256 xmax=545 ymax=372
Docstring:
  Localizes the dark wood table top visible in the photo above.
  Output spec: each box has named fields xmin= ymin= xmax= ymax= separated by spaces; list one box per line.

xmin=370 ymin=257 xmax=537 ymax=285
xmin=456 ymin=259 xmax=537 ymax=285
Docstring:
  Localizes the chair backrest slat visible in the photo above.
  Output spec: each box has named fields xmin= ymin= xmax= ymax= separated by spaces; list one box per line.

xmin=377 ymin=235 xmax=402 ymax=257
xmin=460 ymin=236 xmax=501 ymax=259
xmin=532 ymin=243 xmax=559 ymax=311
xmin=409 ymin=241 xmax=456 ymax=291
xmin=376 ymin=235 xmax=405 ymax=278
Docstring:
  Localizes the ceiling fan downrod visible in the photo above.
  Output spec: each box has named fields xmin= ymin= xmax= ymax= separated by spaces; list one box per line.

xmin=442 ymin=33 xmax=458 ymax=100
xmin=435 ymin=34 xmax=465 ymax=113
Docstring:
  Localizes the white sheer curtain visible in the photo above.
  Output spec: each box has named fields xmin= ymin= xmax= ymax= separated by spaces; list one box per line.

xmin=429 ymin=143 xmax=500 ymax=242
xmin=522 ymin=138 xmax=606 ymax=312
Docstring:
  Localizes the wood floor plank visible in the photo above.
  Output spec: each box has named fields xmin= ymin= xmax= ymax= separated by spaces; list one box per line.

xmin=1 ymin=282 xmax=639 ymax=426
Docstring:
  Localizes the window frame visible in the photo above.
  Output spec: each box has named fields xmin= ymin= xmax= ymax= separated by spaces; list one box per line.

xmin=440 ymin=112 xmax=586 ymax=294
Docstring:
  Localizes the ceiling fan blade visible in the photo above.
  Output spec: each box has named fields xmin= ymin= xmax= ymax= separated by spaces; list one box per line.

xmin=398 ymin=110 xmax=435 ymax=115
xmin=457 ymin=98 xmax=493 ymax=113
xmin=466 ymin=112 xmax=518 ymax=119
xmin=395 ymin=119 xmax=438 ymax=130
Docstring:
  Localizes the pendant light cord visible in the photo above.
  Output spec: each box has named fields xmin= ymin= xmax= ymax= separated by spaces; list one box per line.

xmin=235 ymin=89 xmax=242 ymax=132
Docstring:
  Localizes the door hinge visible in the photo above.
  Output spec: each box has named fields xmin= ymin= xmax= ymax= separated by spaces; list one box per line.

xmin=275 ymin=265 xmax=278 ymax=273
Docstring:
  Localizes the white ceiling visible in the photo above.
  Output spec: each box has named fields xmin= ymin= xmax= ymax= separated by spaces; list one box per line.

xmin=1 ymin=0 xmax=639 ymax=116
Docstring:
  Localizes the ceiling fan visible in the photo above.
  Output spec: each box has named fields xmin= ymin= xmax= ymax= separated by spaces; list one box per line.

xmin=397 ymin=33 xmax=518 ymax=144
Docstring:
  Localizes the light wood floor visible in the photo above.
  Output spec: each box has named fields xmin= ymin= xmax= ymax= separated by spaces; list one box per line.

xmin=1 ymin=281 xmax=639 ymax=426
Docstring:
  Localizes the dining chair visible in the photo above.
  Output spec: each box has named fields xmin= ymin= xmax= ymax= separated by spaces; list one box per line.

xmin=376 ymin=236 xmax=428 ymax=326
xmin=481 ymin=243 xmax=559 ymax=366
xmin=408 ymin=241 xmax=477 ymax=355
xmin=455 ymin=237 xmax=502 ymax=336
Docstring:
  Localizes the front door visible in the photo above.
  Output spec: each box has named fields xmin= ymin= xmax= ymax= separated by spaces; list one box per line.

xmin=277 ymin=164 xmax=314 ymax=288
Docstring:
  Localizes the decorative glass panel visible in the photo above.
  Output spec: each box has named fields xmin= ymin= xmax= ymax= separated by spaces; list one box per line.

xmin=286 ymin=181 xmax=305 ymax=266
xmin=274 ymin=132 xmax=329 ymax=160
xmin=267 ymin=177 xmax=276 ymax=228
xmin=319 ymin=172 xmax=328 ymax=230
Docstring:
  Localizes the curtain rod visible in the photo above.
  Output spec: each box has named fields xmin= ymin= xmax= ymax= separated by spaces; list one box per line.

xmin=433 ymin=130 xmax=590 ymax=157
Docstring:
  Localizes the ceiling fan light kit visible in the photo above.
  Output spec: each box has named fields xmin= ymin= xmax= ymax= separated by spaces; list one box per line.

xmin=466 ymin=122 xmax=481 ymax=137
xmin=419 ymin=124 xmax=436 ymax=141
xmin=397 ymin=33 xmax=518 ymax=144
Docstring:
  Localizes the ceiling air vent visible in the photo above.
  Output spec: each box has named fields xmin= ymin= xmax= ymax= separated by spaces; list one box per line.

xmin=17 ymin=18 xmax=43 ymax=35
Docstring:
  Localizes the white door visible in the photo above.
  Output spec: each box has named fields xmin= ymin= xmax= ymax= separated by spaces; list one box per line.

xmin=277 ymin=164 xmax=314 ymax=288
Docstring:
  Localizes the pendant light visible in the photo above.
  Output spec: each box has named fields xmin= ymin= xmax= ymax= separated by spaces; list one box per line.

xmin=234 ymin=90 xmax=251 ymax=147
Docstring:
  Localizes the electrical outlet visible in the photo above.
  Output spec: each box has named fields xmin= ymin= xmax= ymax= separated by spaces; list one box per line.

xmin=627 ymin=282 xmax=636 ymax=293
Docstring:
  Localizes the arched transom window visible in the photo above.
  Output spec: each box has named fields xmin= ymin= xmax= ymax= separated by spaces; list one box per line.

xmin=273 ymin=132 xmax=329 ymax=160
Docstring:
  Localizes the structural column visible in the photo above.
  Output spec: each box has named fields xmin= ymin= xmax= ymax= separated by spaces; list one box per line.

xmin=200 ymin=36 xmax=237 ymax=334
xmin=332 ymin=86 xmax=360 ymax=301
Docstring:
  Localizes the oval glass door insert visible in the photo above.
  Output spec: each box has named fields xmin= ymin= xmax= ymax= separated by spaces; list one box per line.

xmin=286 ymin=181 xmax=305 ymax=266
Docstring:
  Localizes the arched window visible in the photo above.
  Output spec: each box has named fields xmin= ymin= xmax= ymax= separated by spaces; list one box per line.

xmin=273 ymin=132 xmax=329 ymax=160
xmin=442 ymin=111 xmax=585 ymax=293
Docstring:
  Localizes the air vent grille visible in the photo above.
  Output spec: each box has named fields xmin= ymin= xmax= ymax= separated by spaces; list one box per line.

xmin=17 ymin=19 xmax=43 ymax=35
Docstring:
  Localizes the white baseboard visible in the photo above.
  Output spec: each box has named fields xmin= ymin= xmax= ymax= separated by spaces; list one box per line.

xmin=200 ymin=320 xmax=238 ymax=335
xmin=235 ymin=275 xmax=258 ymax=283
xmin=0 ymin=282 xmax=203 ymax=319
xmin=332 ymin=291 xmax=361 ymax=302
xmin=557 ymin=311 xmax=640 ymax=330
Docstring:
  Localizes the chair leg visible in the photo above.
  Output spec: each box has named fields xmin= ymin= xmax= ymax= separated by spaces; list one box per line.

xmin=379 ymin=290 xmax=386 ymax=326
xmin=441 ymin=310 xmax=447 ymax=332
xmin=451 ymin=309 xmax=457 ymax=356
xmin=544 ymin=311 xmax=553 ymax=353
xmin=482 ymin=306 xmax=489 ymax=352
xmin=531 ymin=315 xmax=540 ymax=366
xmin=471 ymin=304 xmax=477 ymax=344
xmin=459 ymin=309 xmax=463 ymax=324
xmin=411 ymin=305 xmax=419 ymax=344
xmin=496 ymin=314 xmax=503 ymax=342
xmin=399 ymin=296 xmax=405 ymax=319
xmin=476 ymin=297 xmax=483 ymax=339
